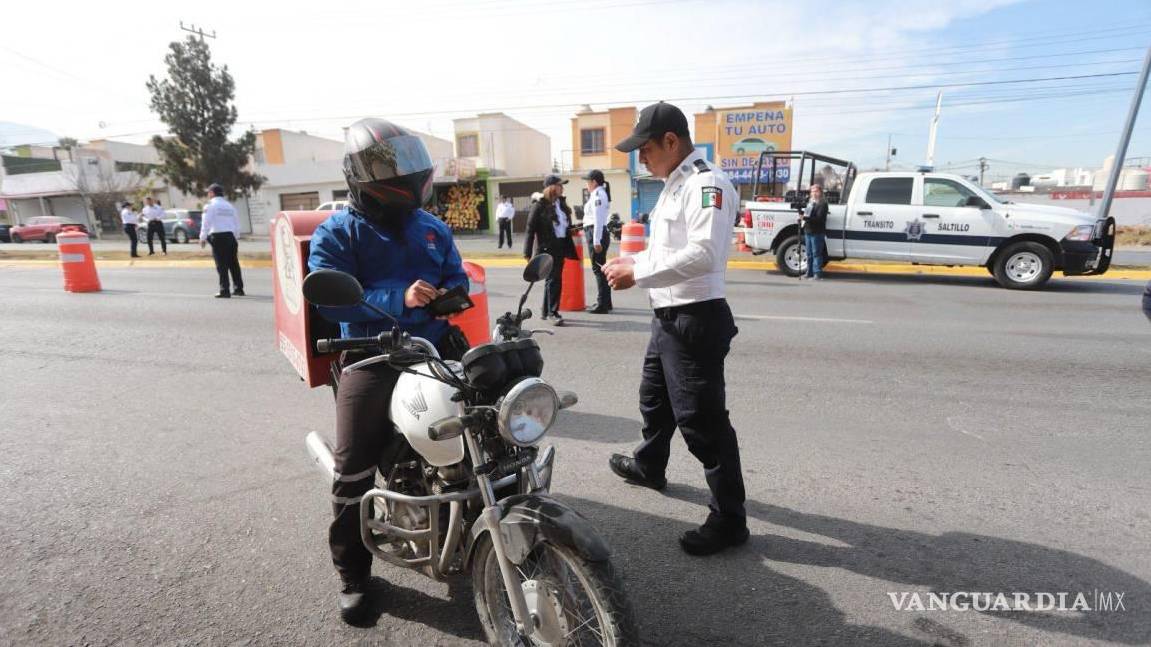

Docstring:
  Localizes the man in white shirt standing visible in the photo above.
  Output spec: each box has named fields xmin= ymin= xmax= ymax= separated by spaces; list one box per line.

xmin=582 ymin=169 xmax=612 ymax=314
xmin=199 ymin=183 xmax=245 ymax=298
xmin=603 ymin=102 xmax=747 ymax=556
xmin=495 ymin=196 xmax=515 ymax=249
xmin=120 ymin=201 xmax=141 ymax=258
xmin=141 ymin=196 xmax=167 ymax=256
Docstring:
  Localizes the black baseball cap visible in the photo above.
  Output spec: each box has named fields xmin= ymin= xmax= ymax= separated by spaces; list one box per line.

xmin=614 ymin=102 xmax=690 ymax=153
xmin=581 ymin=169 xmax=605 ymax=183
xmin=543 ymin=174 xmax=568 ymax=188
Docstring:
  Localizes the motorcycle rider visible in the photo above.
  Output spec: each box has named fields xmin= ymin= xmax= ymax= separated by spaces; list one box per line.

xmin=308 ymin=118 xmax=469 ymax=623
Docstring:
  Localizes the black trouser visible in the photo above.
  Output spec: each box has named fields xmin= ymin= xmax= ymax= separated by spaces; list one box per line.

xmin=633 ymin=299 xmax=746 ymax=530
xmin=498 ymin=219 xmax=513 ymax=248
xmin=146 ymin=220 xmax=167 ymax=254
xmin=585 ymin=227 xmax=612 ymax=310
xmin=124 ymin=224 xmax=138 ymax=256
xmin=542 ymin=244 xmax=565 ymax=317
xmin=208 ymin=232 xmax=243 ymax=293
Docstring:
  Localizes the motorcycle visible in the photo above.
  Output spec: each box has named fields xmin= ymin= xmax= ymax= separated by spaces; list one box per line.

xmin=302 ymin=254 xmax=638 ymax=646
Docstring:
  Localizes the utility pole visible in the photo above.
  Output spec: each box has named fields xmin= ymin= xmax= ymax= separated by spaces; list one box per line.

xmin=979 ymin=157 xmax=988 ymax=186
xmin=925 ymin=91 xmax=943 ymax=169
xmin=1099 ymin=44 xmax=1151 ymax=222
xmin=885 ymin=134 xmax=893 ymax=171
xmin=179 ymin=21 xmax=216 ymax=41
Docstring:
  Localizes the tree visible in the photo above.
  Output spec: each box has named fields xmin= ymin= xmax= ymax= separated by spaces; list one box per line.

xmin=62 ymin=154 xmax=146 ymax=236
xmin=146 ymin=36 xmax=262 ymax=200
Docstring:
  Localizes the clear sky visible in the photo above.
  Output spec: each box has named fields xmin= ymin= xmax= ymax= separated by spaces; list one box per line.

xmin=3 ymin=0 xmax=1150 ymax=183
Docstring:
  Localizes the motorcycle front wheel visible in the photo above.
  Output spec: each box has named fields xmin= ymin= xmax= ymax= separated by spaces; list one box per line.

xmin=472 ymin=538 xmax=637 ymax=646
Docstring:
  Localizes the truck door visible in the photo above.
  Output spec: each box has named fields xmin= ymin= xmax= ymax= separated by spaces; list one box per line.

xmin=915 ymin=177 xmax=995 ymax=264
xmin=844 ymin=176 xmax=917 ymax=261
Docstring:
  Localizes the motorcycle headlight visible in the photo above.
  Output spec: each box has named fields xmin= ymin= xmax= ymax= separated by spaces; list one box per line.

xmin=1064 ymin=224 xmax=1094 ymax=241
xmin=497 ymin=378 xmax=559 ymax=447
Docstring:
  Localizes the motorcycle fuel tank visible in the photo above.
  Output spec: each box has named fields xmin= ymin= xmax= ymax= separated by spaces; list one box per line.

xmin=388 ymin=362 xmax=466 ymax=466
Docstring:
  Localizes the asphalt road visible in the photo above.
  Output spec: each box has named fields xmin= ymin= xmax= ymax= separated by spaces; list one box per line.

xmin=1 ymin=265 xmax=1149 ymax=646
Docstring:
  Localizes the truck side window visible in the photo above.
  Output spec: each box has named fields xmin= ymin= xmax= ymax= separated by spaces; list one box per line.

xmin=864 ymin=178 xmax=913 ymax=205
xmin=924 ymin=179 xmax=977 ymax=208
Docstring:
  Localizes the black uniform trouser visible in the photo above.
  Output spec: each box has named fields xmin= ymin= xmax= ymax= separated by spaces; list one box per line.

xmin=124 ymin=224 xmax=138 ymax=256
xmin=585 ymin=227 xmax=612 ymax=310
xmin=330 ymin=359 xmax=402 ymax=584
xmin=498 ymin=219 xmax=513 ymax=248
xmin=542 ymin=244 xmax=565 ymax=317
xmin=208 ymin=232 xmax=244 ymax=293
xmin=146 ymin=220 xmax=167 ymax=254
xmin=633 ymin=298 xmax=746 ymax=530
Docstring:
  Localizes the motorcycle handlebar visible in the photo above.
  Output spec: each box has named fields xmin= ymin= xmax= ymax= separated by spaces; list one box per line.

xmin=316 ymin=333 xmax=388 ymax=354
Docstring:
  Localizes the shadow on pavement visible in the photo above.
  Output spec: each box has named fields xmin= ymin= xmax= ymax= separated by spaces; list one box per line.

xmin=551 ymin=410 xmax=640 ymax=444
xmin=555 ymin=318 xmax=653 ymax=334
xmin=610 ymin=484 xmax=1151 ymax=645
xmin=348 ymin=575 xmax=484 ymax=641
xmin=823 ymin=271 xmax=1147 ymax=295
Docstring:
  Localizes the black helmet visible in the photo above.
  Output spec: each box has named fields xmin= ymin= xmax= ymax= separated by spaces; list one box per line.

xmin=343 ymin=118 xmax=433 ymax=222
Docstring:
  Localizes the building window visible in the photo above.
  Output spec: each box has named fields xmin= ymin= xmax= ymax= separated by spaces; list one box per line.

xmin=580 ymin=128 xmax=605 ymax=155
xmin=332 ymin=189 xmax=349 ymax=200
xmin=458 ymin=134 xmax=479 ymax=158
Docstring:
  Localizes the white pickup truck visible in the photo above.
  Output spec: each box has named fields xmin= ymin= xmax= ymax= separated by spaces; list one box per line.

xmin=742 ymin=151 xmax=1116 ymax=289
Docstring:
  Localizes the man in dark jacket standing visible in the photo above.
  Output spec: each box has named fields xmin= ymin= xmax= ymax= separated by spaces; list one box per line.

xmin=801 ymin=184 xmax=829 ymax=280
xmin=523 ymin=174 xmax=574 ymax=326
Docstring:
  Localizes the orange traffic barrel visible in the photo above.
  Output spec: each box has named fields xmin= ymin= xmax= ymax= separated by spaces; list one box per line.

xmin=620 ymin=222 xmax=647 ymax=257
xmin=454 ymin=261 xmax=491 ymax=347
xmin=560 ymin=230 xmax=586 ymax=312
xmin=737 ymin=210 xmax=752 ymax=252
xmin=57 ymin=231 xmax=101 ymax=292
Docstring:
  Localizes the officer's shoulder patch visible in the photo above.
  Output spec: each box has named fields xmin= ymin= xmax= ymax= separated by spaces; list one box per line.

xmin=701 ymin=186 xmax=722 ymax=209
xmin=595 ymin=199 xmax=602 ymax=206
xmin=693 ymin=159 xmax=711 ymax=174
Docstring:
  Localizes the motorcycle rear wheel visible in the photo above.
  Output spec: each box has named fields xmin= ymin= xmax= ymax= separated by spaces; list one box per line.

xmin=472 ymin=537 xmax=637 ymax=646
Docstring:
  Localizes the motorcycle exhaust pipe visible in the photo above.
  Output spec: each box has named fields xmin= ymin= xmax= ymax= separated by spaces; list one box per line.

xmin=305 ymin=431 xmax=336 ymax=481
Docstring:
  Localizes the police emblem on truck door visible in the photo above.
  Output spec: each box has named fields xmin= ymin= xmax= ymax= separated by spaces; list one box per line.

xmin=905 ymin=219 xmax=925 ymax=241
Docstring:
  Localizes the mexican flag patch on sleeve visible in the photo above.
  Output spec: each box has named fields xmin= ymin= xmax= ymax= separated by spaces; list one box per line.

xmin=702 ymin=186 xmax=722 ymax=209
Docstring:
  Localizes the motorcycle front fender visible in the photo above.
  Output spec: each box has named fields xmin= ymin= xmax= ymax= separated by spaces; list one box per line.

xmin=465 ymin=494 xmax=612 ymax=569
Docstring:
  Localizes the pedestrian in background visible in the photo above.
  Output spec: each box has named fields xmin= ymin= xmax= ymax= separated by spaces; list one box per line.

xmin=801 ymin=183 xmax=828 ymax=280
xmin=496 ymin=196 xmax=515 ymax=249
xmin=603 ymin=102 xmax=747 ymax=556
xmin=1143 ymin=279 xmax=1150 ymax=322
xmin=120 ymin=201 xmax=141 ymax=258
xmin=583 ymin=169 xmax=613 ymax=314
xmin=524 ymin=174 xmax=573 ymax=326
xmin=200 ymin=183 xmax=245 ymax=298
xmin=141 ymin=196 xmax=167 ymax=256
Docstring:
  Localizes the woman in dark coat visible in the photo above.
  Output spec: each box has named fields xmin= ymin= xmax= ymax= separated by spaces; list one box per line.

xmin=523 ymin=175 xmax=575 ymax=326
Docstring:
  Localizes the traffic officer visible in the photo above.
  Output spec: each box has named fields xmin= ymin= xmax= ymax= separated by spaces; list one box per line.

xmin=120 ymin=201 xmax=140 ymax=258
xmin=603 ymin=102 xmax=747 ymax=556
xmin=1143 ymin=279 xmax=1150 ymax=322
xmin=199 ymin=184 xmax=245 ymax=298
xmin=141 ymin=196 xmax=167 ymax=256
xmin=582 ymin=169 xmax=613 ymax=314
xmin=308 ymin=118 xmax=469 ymax=623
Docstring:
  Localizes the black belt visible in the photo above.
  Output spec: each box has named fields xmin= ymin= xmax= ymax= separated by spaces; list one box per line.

xmin=653 ymin=298 xmax=726 ymax=321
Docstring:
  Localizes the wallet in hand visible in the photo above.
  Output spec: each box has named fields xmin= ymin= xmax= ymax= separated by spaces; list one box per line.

xmin=426 ymin=284 xmax=474 ymax=317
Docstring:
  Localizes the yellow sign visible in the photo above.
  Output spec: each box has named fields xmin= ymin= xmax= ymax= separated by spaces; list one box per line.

xmin=714 ymin=103 xmax=793 ymax=184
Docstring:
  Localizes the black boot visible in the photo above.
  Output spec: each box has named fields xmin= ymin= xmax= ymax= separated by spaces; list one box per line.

xmin=608 ymin=454 xmax=666 ymax=491
xmin=679 ymin=523 xmax=749 ymax=557
xmin=338 ymin=579 xmax=370 ymax=623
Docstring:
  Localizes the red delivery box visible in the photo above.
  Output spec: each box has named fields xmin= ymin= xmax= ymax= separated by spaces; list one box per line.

xmin=271 ymin=210 xmax=340 ymax=388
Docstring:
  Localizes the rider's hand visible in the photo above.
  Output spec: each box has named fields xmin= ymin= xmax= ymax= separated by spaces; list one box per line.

xmin=594 ymin=244 xmax=603 ymax=254
xmin=405 ymin=280 xmax=439 ymax=308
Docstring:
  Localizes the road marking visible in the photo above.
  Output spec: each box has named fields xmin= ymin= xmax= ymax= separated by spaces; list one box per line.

xmin=735 ymin=314 xmax=874 ymax=325
xmin=946 ymin=416 xmax=986 ymax=441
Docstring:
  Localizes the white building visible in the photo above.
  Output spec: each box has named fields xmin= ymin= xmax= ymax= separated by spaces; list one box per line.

xmin=453 ymin=113 xmax=552 ymax=178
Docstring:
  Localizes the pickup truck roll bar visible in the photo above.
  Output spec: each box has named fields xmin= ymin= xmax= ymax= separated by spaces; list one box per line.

xmin=752 ymin=150 xmax=857 ymax=207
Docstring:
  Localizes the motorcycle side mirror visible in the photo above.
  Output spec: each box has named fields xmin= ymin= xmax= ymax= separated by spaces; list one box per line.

xmin=302 ymin=269 xmax=364 ymax=307
xmin=523 ymin=254 xmax=553 ymax=283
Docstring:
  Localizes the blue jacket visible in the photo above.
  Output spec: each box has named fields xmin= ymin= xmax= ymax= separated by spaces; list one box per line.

xmin=307 ymin=208 xmax=468 ymax=344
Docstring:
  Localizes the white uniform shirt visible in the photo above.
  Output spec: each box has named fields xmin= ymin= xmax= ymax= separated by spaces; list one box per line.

xmin=200 ymin=196 xmax=239 ymax=241
xmin=633 ymin=150 xmax=737 ymax=308
xmin=496 ymin=203 xmax=515 ymax=221
xmin=120 ymin=208 xmax=137 ymax=226
xmin=583 ymin=186 xmax=610 ymax=244
xmin=552 ymin=200 xmax=569 ymax=239
xmin=141 ymin=204 xmax=164 ymax=222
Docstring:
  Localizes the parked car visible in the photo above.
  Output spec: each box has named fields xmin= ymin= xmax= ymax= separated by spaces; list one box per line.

xmin=315 ymin=200 xmax=348 ymax=211
xmin=733 ymin=137 xmax=775 ymax=155
xmin=0 ymin=224 xmax=11 ymax=243
xmin=9 ymin=216 xmax=88 ymax=243
xmin=138 ymin=209 xmax=202 ymax=243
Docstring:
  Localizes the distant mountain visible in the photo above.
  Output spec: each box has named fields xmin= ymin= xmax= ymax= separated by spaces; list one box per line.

xmin=0 ymin=122 xmax=60 ymax=149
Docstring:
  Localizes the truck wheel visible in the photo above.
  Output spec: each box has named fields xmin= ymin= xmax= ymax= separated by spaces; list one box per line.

xmin=993 ymin=242 xmax=1054 ymax=290
xmin=774 ymin=235 xmax=806 ymax=277
xmin=175 ymin=229 xmax=189 ymax=244
xmin=46 ymin=233 xmax=56 ymax=244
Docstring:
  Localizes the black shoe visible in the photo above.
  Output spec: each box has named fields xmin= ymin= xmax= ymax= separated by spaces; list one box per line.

xmin=214 ymin=291 xmax=230 ymax=298
xmin=540 ymin=313 xmax=550 ymax=321
xmin=552 ymin=315 xmax=564 ymax=327
xmin=148 ymin=252 xmax=155 ymax=256
xmin=338 ymin=579 xmax=370 ymax=623
xmin=679 ymin=524 xmax=750 ymax=557
xmin=232 ymin=288 xmax=246 ymax=296
xmin=608 ymin=454 xmax=666 ymax=491
xmin=587 ymin=306 xmax=610 ymax=314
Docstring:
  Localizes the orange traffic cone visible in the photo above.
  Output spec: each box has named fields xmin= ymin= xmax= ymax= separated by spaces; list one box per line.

xmin=454 ymin=261 xmax=491 ymax=347
xmin=560 ymin=230 xmax=586 ymax=312
xmin=57 ymin=231 xmax=101 ymax=292
xmin=620 ymin=222 xmax=647 ymax=257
